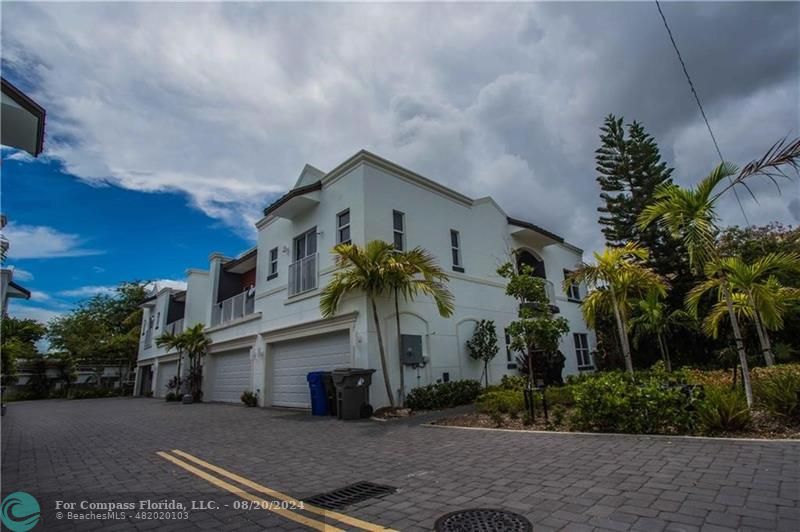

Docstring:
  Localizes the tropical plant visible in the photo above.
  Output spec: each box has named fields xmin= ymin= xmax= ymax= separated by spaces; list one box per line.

xmin=389 ymin=246 xmax=455 ymax=404
xmin=466 ymin=320 xmax=499 ymax=387
xmin=241 ymin=390 xmax=258 ymax=407
xmin=629 ymin=289 xmax=694 ymax=372
xmin=180 ymin=323 xmax=211 ymax=401
xmin=321 ymin=241 xmax=454 ymax=407
xmin=404 ymin=379 xmax=482 ymax=411
xmin=754 ymin=370 xmax=800 ymax=420
xmin=499 ymin=261 xmax=570 ymax=385
xmin=564 ymin=243 xmax=666 ymax=373
xmin=638 ymin=137 xmax=800 ymax=406
xmin=156 ymin=330 xmax=187 ymax=394
xmin=697 ymin=387 xmax=751 ymax=433
xmin=477 ymin=389 xmax=525 ymax=424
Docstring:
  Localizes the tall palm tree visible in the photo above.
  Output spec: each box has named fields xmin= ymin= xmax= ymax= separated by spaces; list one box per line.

xmin=320 ymin=241 xmax=454 ymax=408
xmin=629 ymin=289 xmax=694 ymax=372
xmin=390 ymin=247 xmax=455 ymax=404
xmin=181 ymin=323 xmax=211 ymax=400
xmin=638 ymin=137 xmax=800 ymax=407
xmin=156 ymin=330 xmax=186 ymax=394
xmin=564 ymin=243 xmax=666 ymax=374
xmin=689 ymin=257 xmax=800 ymax=365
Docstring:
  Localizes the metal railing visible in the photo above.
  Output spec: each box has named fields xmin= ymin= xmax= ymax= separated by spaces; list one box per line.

xmin=211 ymin=289 xmax=256 ymax=327
xmin=543 ymin=279 xmax=556 ymax=304
xmin=288 ymin=253 xmax=318 ymax=297
xmin=164 ymin=318 xmax=184 ymax=336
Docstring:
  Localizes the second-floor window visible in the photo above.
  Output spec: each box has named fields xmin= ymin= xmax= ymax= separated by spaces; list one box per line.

xmin=450 ymin=229 xmax=463 ymax=272
xmin=337 ymin=209 xmax=351 ymax=244
xmin=574 ymin=333 xmax=592 ymax=369
xmin=268 ymin=247 xmax=278 ymax=280
xmin=564 ymin=269 xmax=581 ymax=300
xmin=155 ymin=312 xmax=160 ymax=330
xmin=294 ymin=227 xmax=317 ymax=261
xmin=393 ymin=210 xmax=405 ymax=250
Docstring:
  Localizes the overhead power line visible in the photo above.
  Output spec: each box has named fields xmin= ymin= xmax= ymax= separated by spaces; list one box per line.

xmin=654 ymin=0 xmax=751 ymax=227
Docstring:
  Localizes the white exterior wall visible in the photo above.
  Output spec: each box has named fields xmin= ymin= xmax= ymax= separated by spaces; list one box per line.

xmin=185 ymin=269 xmax=210 ymax=327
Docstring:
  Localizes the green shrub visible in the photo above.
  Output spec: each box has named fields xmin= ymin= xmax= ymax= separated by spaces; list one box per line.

xmin=71 ymin=387 xmax=122 ymax=400
xmin=754 ymin=370 xmax=800 ymax=420
xmin=405 ymin=379 xmax=482 ymax=410
xmin=697 ymin=387 xmax=750 ymax=433
xmin=545 ymin=385 xmax=575 ymax=407
xmin=499 ymin=375 xmax=526 ymax=391
xmin=477 ymin=389 xmax=524 ymax=425
xmin=165 ymin=391 xmax=179 ymax=402
xmin=241 ymin=390 xmax=258 ymax=407
xmin=570 ymin=371 xmax=699 ymax=434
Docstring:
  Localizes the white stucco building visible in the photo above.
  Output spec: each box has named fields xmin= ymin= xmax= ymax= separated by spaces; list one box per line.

xmin=135 ymin=150 xmax=595 ymax=408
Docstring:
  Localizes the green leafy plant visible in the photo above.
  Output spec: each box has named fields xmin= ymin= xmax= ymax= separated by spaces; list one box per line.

xmin=405 ymin=379 xmax=481 ymax=410
xmin=545 ymin=386 xmax=576 ymax=407
xmin=241 ymin=390 xmax=258 ymax=407
xmin=466 ymin=320 xmax=499 ymax=387
xmin=754 ymin=370 xmax=800 ymax=420
xmin=165 ymin=391 xmax=179 ymax=402
xmin=697 ymin=388 xmax=751 ymax=433
xmin=570 ymin=371 xmax=699 ymax=434
xmin=477 ymin=389 xmax=525 ymax=425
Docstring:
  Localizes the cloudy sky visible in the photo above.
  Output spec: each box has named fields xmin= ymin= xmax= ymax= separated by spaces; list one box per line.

xmin=2 ymin=1 xmax=798 ymax=323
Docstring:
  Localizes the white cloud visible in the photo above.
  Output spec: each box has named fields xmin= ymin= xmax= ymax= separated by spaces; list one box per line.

xmin=6 ymin=300 xmax=62 ymax=324
xmin=3 ymin=223 xmax=103 ymax=259
xmin=2 ymin=2 xmax=797 ymax=254
xmin=9 ymin=267 xmax=34 ymax=281
xmin=29 ymin=290 xmax=52 ymax=302
xmin=146 ymin=279 xmax=188 ymax=293
xmin=56 ymin=285 xmax=116 ymax=298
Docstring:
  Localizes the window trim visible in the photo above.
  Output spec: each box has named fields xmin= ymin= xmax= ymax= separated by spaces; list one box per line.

xmin=564 ymin=269 xmax=581 ymax=301
xmin=392 ymin=210 xmax=405 ymax=251
xmin=337 ymin=209 xmax=351 ymax=245
xmin=573 ymin=332 xmax=593 ymax=370
xmin=450 ymin=229 xmax=464 ymax=273
xmin=267 ymin=247 xmax=279 ymax=280
xmin=293 ymin=227 xmax=318 ymax=261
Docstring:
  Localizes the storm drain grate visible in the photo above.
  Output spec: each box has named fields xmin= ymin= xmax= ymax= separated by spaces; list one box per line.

xmin=434 ymin=509 xmax=533 ymax=532
xmin=303 ymin=481 xmax=396 ymax=510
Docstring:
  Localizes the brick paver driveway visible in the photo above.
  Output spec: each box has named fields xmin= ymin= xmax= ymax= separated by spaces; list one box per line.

xmin=2 ymin=398 xmax=798 ymax=531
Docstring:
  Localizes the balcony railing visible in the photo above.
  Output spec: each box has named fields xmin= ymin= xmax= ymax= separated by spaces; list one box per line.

xmin=211 ymin=290 xmax=256 ymax=327
xmin=288 ymin=253 xmax=318 ymax=297
xmin=164 ymin=318 xmax=184 ymax=336
xmin=519 ymin=279 xmax=559 ymax=315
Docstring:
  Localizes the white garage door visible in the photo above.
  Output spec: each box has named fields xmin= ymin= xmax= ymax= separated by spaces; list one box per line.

xmin=155 ymin=360 xmax=177 ymax=398
xmin=206 ymin=349 xmax=252 ymax=403
xmin=271 ymin=331 xmax=351 ymax=408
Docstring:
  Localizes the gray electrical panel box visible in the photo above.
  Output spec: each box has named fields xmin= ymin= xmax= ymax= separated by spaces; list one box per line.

xmin=400 ymin=334 xmax=423 ymax=365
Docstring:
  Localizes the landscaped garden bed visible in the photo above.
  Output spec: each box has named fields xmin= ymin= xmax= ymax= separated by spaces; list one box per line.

xmin=430 ymin=365 xmax=800 ymax=439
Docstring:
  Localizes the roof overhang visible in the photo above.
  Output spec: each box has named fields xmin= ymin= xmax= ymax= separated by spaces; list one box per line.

xmin=7 ymin=280 xmax=31 ymax=300
xmin=507 ymin=217 xmax=564 ymax=248
xmin=223 ymin=248 xmax=257 ymax=274
xmin=263 ymin=181 xmax=322 ymax=219
xmin=1 ymin=77 xmax=46 ymax=157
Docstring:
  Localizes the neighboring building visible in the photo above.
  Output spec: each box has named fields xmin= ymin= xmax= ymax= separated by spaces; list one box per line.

xmin=1 ymin=214 xmax=31 ymax=315
xmin=1 ymin=77 xmax=46 ymax=157
xmin=134 ymin=150 xmax=596 ymax=408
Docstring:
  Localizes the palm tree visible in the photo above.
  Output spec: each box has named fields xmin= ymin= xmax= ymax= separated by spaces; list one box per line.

xmin=156 ymin=330 xmax=186 ymax=394
xmin=565 ymin=243 xmax=666 ymax=374
xmin=638 ymin=137 xmax=800 ymax=407
xmin=629 ymin=289 xmax=694 ymax=372
xmin=390 ymin=247 xmax=455 ymax=404
xmin=689 ymin=260 xmax=800 ymax=366
xmin=320 ymin=241 xmax=454 ymax=408
xmin=180 ymin=324 xmax=211 ymax=400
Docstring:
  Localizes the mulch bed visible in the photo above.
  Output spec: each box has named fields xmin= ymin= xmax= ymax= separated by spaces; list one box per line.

xmin=433 ymin=409 xmax=800 ymax=439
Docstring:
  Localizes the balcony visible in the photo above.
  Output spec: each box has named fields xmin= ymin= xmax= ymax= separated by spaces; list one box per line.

xmin=164 ymin=318 xmax=184 ymax=336
xmin=288 ymin=253 xmax=318 ymax=297
xmin=211 ymin=290 xmax=256 ymax=327
xmin=519 ymin=280 xmax=560 ymax=315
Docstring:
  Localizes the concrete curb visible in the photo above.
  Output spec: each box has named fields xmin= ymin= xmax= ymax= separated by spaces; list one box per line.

xmin=422 ymin=421 xmax=800 ymax=443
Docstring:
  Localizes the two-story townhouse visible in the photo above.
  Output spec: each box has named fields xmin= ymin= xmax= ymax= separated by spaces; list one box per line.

xmin=135 ymin=150 xmax=596 ymax=409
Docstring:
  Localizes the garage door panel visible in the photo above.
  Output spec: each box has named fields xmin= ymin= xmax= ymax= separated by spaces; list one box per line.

xmin=155 ymin=361 xmax=177 ymax=398
xmin=207 ymin=349 xmax=251 ymax=403
xmin=271 ymin=331 xmax=350 ymax=408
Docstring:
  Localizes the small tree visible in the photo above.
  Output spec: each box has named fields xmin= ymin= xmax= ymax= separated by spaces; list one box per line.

xmin=498 ymin=262 xmax=569 ymax=388
xmin=466 ymin=320 xmax=499 ymax=387
xmin=181 ymin=324 xmax=211 ymax=401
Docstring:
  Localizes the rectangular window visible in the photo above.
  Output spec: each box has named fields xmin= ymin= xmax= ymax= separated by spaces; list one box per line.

xmin=155 ymin=312 xmax=160 ymax=330
xmin=337 ymin=209 xmax=351 ymax=244
xmin=564 ymin=269 xmax=581 ymax=301
xmin=268 ymin=247 xmax=278 ymax=280
xmin=574 ymin=333 xmax=592 ymax=369
xmin=392 ymin=210 xmax=405 ymax=250
xmin=450 ymin=229 xmax=463 ymax=272
xmin=294 ymin=227 xmax=317 ymax=260
xmin=505 ymin=328 xmax=512 ymax=362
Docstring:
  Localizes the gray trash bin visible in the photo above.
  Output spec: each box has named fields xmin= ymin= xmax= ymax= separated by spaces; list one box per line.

xmin=331 ymin=368 xmax=376 ymax=420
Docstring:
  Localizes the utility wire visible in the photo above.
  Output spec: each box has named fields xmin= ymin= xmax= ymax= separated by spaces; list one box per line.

xmin=654 ymin=0 xmax=751 ymax=227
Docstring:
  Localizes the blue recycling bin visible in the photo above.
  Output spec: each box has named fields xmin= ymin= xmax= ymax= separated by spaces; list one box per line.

xmin=307 ymin=371 xmax=328 ymax=416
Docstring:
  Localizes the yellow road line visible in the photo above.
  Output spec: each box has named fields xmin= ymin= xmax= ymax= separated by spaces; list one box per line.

xmin=170 ymin=449 xmax=395 ymax=532
xmin=156 ymin=451 xmax=344 ymax=532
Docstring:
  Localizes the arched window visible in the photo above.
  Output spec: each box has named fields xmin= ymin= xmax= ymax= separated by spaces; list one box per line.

xmin=515 ymin=249 xmax=546 ymax=279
